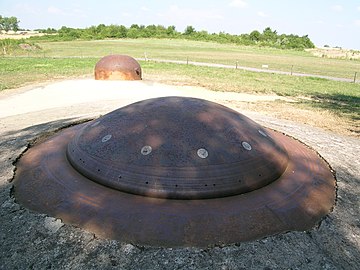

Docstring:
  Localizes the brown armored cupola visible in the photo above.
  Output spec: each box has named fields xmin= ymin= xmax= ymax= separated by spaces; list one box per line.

xmin=94 ymin=54 xmax=142 ymax=80
xmin=14 ymin=97 xmax=336 ymax=247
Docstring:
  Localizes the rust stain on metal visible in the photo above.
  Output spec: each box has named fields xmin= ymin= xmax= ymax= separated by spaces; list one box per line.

xmin=66 ymin=97 xmax=289 ymax=199
xmin=94 ymin=54 xmax=142 ymax=80
xmin=14 ymin=97 xmax=336 ymax=247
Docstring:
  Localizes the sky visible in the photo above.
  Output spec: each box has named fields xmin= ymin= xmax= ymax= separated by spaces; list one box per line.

xmin=1 ymin=0 xmax=360 ymax=50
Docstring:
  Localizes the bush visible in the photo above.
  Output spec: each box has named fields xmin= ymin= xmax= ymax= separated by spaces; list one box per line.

xmin=0 ymin=38 xmax=41 ymax=55
xmin=28 ymin=24 xmax=315 ymax=50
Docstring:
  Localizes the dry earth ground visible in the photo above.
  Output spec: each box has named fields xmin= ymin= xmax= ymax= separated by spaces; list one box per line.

xmin=0 ymin=31 xmax=46 ymax=40
xmin=306 ymin=48 xmax=360 ymax=60
xmin=0 ymin=79 xmax=359 ymax=269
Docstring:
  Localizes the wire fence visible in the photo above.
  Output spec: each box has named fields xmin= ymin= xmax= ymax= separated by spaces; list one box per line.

xmin=1 ymin=50 xmax=359 ymax=83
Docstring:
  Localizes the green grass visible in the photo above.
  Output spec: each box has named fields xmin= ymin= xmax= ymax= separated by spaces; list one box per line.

xmin=143 ymin=62 xmax=360 ymax=121
xmin=1 ymin=37 xmax=359 ymax=135
xmin=1 ymin=56 xmax=358 ymax=123
xmin=0 ymin=57 xmax=97 ymax=90
xmin=22 ymin=39 xmax=360 ymax=80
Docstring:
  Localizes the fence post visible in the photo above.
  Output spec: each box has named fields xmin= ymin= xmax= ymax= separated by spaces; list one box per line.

xmin=354 ymin=72 xmax=357 ymax=83
xmin=236 ymin=61 xmax=238 ymax=69
xmin=186 ymin=57 xmax=189 ymax=65
xmin=291 ymin=65 xmax=294 ymax=75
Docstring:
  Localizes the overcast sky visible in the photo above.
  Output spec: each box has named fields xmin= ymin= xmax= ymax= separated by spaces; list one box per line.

xmin=1 ymin=0 xmax=360 ymax=49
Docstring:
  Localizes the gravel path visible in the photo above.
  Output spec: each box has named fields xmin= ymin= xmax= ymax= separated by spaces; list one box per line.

xmin=142 ymin=58 xmax=358 ymax=83
xmin=0 ymin=80 xmax=359 ymax=269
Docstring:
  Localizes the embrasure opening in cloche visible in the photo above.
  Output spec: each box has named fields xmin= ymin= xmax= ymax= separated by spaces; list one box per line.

xmin=94 ymin=54 xmax=142 ymax=80
xmin=14 ymin=96 xmax=336 ymax=247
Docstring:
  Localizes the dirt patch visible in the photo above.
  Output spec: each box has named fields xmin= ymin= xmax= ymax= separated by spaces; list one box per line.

xmin=0 ymin=77 xmax=356 ymax=137
xmin=306 ymin=47 xmax=360 ymax=60
xmin=147 ymin=74 xmax=359 ymax=137
xmin=0 ymin=31 xmax=46 ymax=40
xmin=225 ymin=100 xmax=358 ymax=137
xmin=0 ymin=79 xmax=292 ymax=119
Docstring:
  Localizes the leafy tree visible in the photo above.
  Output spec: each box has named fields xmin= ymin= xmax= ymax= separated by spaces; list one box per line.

xmin=28 ymin=23 xmax=315 ymax=50
xmin=127 ymin=27 xmax=140 ymax=38
xmin=144 ymin=24 xmax=157 ymax=37
xmin=104 ymin=25 xmax=128 ymax=38
xmin=9 ymin=16 xmax=20 ymax=31
xmin=0 ymin=16 xmax=20 ymax=32
xmin=130 ymin=24 xmax=140 ymax=29
xmin=96 ymin=24 xmax=106 ymax=32
xmin=38 ymin=28 xmax=57 ymax=34
xmin=262 ymin=27 xmax=277 ymax=42
xmin=184 ymin=25 xmax=195 ymax=35
xmin=118 ymin=25 xmax=128 ymax=38
xmin=58 ymin=26 xmax=71 ymax=34
xmin=249 ymin=30 xmax=261 ymax=42
xmin=301 ymin=35 xmax=315 ymax=48
xmin=166 ymin=25 xmax=177 ymax=36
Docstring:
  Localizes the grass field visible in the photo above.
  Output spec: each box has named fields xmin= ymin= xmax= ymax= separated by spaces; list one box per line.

xmin=0 ymin=39 xmax=359 ymax=135
xmin=0 ymin=57 xmax=97 ymax=90
xmin=18 ymin=39 xmax=360 ymax=80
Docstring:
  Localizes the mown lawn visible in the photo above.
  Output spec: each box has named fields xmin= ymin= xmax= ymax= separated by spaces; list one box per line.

xmin=32 ymin=39 xmax=360 ymax=80
xmin=1 ymin=57 xmax=359 ymax=125
xmin=143 ymin=61 xmax=360 ymax=122
xmin=0 ymin=57 xmax=97 ymax=90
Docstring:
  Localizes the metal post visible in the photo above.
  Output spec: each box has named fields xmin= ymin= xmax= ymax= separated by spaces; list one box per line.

xmin=291 ymin=65 xmax=294 ymax=76
xmin=354 ymin=72 xmax=357 ymax=83
xmin=236 ymin=61 xmax=238 ymax=69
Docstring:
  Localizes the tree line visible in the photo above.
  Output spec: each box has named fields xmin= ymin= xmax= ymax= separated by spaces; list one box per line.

xmin=0 ymin=15 xmax=20 ymax=32
xmin=34 ymin=24 xmax=315 ymax=50
xmin=0 ymin=13 xmax=315 ymax=50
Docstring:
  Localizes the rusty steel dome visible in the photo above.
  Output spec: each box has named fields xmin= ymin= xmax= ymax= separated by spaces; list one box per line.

xmin=14 ymin=97 xmax=336 ymax=247
xmin=94 ymin=54 xmax=142 ymax=80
